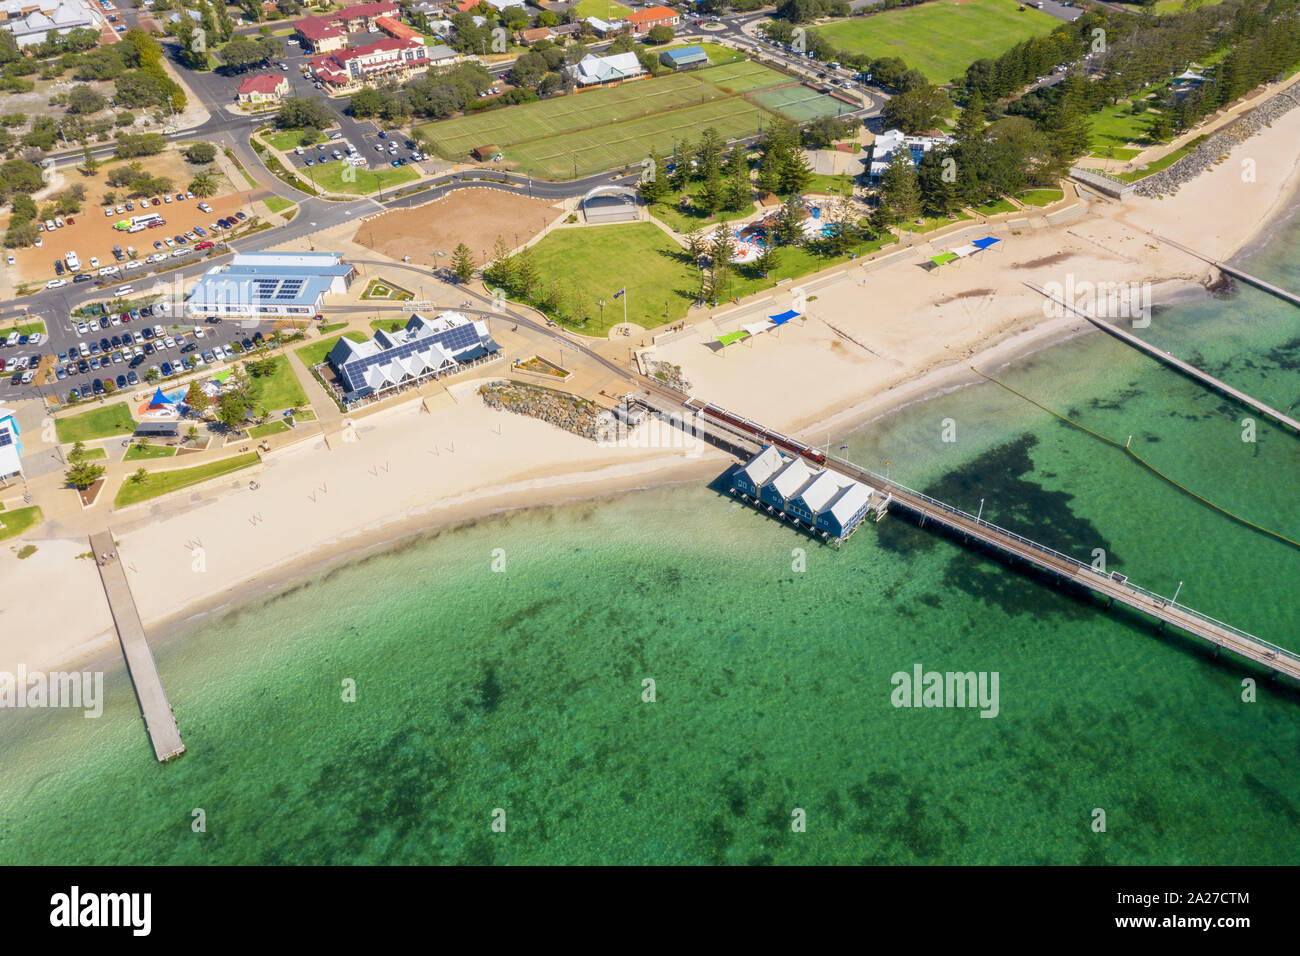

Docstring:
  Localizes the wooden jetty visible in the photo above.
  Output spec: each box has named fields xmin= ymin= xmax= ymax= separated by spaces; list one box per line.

xmin=89 ymin=531 xmax=185 ymax=762
xmin=637 ymin=389 xmax=1300 ymax=681
xmin=1027 ymin=281 xmax=1300 ymax=436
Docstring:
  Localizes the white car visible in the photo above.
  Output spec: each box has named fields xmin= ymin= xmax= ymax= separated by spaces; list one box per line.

xmin=133 ymin=331 xmax=145 ymax=344
xmin=110 ymin=314 xmax=121 ymax=326
xmin=163 ymin=236 xmax=175 ymax=247
xmin=5 ymin=254 xmax=13 ymax=266
xmin=98 ymin=266 xmax=118 ymax=276
xmin=45 ymin=278 xmax=67 ymax=289
xmin=114 ymin=284 xmax=132 ymax=296
xmin=114 ymin=205 xmax=124 ymax=215
xmin=79 ymin=342 xmax=90 ymax=356
xmin=125 ymin=260 xmax=142 ymax=271
xmin=163 ymin=336 xmax=175 ymax=349
xmin=89 ymin=256 xmax=99 ymax=268
xmin=146 ymin=253 xmax=166 ymax=263
xmin=163 ymin=194 xmax=172 ymax=204
xmin=153 ymin=324 xmax=164 ymax=337
xmin=76 ymin=321 xmax=88 ymax=335
xmin=104 ymin=207 xmax=114 ymax=217
xmin=171 ymin=248 xmax=190 ymax=258
xmin=185 ymin=191 xmax=194 ymax=200
xmin=28 ymin=332 xmax=42 ymax=346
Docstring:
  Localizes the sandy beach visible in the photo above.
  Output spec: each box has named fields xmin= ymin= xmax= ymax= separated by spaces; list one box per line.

xmin=4 ymin=100 xmax=1300 ymax=678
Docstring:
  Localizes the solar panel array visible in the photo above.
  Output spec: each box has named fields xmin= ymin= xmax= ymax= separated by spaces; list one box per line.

xmin=0 ymin=429 xmax=12 ymax=448
xmin=249 ymin=277 xmax=308 ymax=303
xmin=338 ymin=322 xmax=484 ymax=392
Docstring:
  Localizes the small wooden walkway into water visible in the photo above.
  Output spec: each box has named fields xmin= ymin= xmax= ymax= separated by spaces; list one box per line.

xmin=638 ymin=389 xmax=1300 ymax=682
xmin=1026 ymin=282 xmax=1300 ymax=436
xmin=89 ymin=531 xmax=184 ymax=762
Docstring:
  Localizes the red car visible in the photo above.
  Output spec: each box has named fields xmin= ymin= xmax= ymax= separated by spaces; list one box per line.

xmin=195 ymin=241 xmax=213 ymax=251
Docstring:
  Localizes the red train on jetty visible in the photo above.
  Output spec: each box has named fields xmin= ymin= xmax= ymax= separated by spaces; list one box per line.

xmin=684 ymin=399 xmax=827 ymax=465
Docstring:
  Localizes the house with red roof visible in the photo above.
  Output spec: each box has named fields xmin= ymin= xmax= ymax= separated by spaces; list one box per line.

xmin=374 ymin=15 xmax=421 ymax=42
xmin=626 ymin=6 xmax=679 ymax=35
xmin=325 ymin=0 xmax=400 ymax=32
xmin=236 ymin=74 xmax=291 ymax=104
xmin=294 ymin=16 xmax=347 ymax=53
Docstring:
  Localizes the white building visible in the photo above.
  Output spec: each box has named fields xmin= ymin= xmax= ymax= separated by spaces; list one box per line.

xmin=0 ymin=406 xmax=21 ymax=483
xmin=184 ymin=252 xmax=356 ymax=319
xmin=867 ymin=128 xmax=953 ymax=181
xmin=565 ymin=51 xmax=644 ymax=87
xmin=0 ymin=0 xmax=103 ymax=47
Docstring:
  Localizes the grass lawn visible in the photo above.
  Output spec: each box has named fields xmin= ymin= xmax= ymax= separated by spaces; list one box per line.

xmin=123 ymin=444 xmax=176 ymax=461
xmin=812 ymin=0 xmax=1061 ymax=85
xmin=651 ymin=181 xmax=757 ymax=234
xmin=805 ymin=172 xmax=856 ymax=197
xmin=318 ymin=322 xmax=348 ymax=335
xmin=419 ymin=63 xmax=788 ymax=179
xmin=246 ymin=355 xmax=309 ymax=411
xmin=1018 ymin=187 xmax=1064 ymax=206
xmin=1088 ymin=105 xmax=1160 ymax=156
xmin=303 ymin=160 xmax=420 ymax=195
xmin=0 ymin=505 xmax=43 ymax=543
xmin=902 ymin=211 xmax=975 ymax=234
xmin=264 ymin=127 xmax=326 ymax=151
xmin=264 ymin=195 xmax=296 ymax=214
xmin=295 ymin=331 xmax=367 ymax=368
xmin=248 ymin=420 xmax=290 ymax=438
xmin=1111 ymin=143 xmax=1197 ymax=182
xmin=55 ymin=404 xmax=136 ymax=443
xmin=570 ymin=0 xmax=632 ymax=17
xmin=6 ymin=320 xmax=46 ymax=336
xmin=114 ymin=453 xmax=260 ymax=508
xmin=514 ymin=221 xmax=898 ymax=333
xmin=71 ymin=446 xmax=108 ymax=460
xmin=972 ymin=197 xmax=1017 ymax=215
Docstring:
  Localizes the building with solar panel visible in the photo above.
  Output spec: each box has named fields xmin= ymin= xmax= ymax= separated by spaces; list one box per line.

xmin=326 ymin=312 xmax=502 ymax=404
xmin=0 ymin=406 xmax=22 ymax=484
xmin=183 ymin=252 xmax=356 ymax=320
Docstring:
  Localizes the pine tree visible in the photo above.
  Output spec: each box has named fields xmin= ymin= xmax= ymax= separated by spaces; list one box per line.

xmin=773 ymin=194 xmax=805 ymax=246
xmin=779 ymin=149 xmax=813 ymax=195
xmin=725 ymin=148 xmax=751 ymax=211
xmin=955 ymin=90 xmax=986 ymax=144
xmin=639 ymin=147 xmax=667 ymax=204
xmin=450 ymin=243 xmax=475 ymax=282
xmin=515 ymin=245 xmax=539 ymax=300
xmin=879 ymin=149 xmax=921 ymax=227
xmin=486 ymin=235 xmax=514 ymax=289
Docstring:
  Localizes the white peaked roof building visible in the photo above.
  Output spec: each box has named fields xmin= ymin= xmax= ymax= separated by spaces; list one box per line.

xmin=765 ymin=457 xmax=818 ymax=504
xmin=328 ymin=311 xmax=501 ymax=400
xmin=566 ymin=52 xmax=645 ymax=86
xmin=825 ymin=481 xmax=873 ymax=529
xmin=736 ymin=445 xmax=787 ymax=492
xmin=790 ymin=470 xmax=855 ymax=515
xmin=1 ymin=0 xmax=104 ymax=46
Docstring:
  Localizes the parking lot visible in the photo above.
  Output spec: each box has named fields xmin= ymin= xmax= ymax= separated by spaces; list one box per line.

xmin=0 ymin=309 xmax=278 ymax=404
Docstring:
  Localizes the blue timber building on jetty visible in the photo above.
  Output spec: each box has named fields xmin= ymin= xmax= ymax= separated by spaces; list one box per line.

xmin=732 ymin=445 xmax=887 ymax=545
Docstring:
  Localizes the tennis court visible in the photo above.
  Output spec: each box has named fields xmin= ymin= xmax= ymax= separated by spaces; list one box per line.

xmin=751 ymin=85 xmax=853 ymax=123
xmin=698 ymin=60 xmax=790 ymax=95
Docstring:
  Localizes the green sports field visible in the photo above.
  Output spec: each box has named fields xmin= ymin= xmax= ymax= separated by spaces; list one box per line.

xmin=419 ymin=62 xmax=848 ymax=180
xmin=812 ymin=0 xmax=1063 ymax=85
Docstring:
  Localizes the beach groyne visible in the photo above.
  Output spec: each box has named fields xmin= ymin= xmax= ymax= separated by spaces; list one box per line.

xmin=480 ymin=381 xmax=617 ymax=442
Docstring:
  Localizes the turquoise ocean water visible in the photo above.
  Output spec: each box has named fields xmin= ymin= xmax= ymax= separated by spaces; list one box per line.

xmin=1 ymin=217 xmax=1297 ymax=865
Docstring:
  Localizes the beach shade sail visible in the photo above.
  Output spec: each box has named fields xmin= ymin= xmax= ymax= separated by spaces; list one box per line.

xmin=743 ymin=320 xmax=776 ymax=337
xmin=951 ymin=243 xmax=980 ymax=258
xmin=768 ymin=309 xmax=800 ymax=325
xmin=717 ymin=330 xmax=750 ymax=347
xmin=147 ymin=387 xmax=175 ymax=408
xmin=972 ymin=237 xmax=1001 ymax=250
xmin=929 ymin=253 xmax=959 ymax=268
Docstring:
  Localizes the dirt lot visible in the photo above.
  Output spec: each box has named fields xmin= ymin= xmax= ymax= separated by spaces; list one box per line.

xmin=2 ymin=149 xmax=250 ymax=288
xmin=351 ymin=188 xmax=564 ymax=266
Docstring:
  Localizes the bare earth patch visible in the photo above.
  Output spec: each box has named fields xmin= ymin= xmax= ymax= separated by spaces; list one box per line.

xmin=352 ymin=189 xmax=562 ymax=266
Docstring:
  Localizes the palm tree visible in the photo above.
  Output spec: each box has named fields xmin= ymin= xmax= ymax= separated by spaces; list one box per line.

xmin=189 ymin=170 xmax=219 ymax=198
